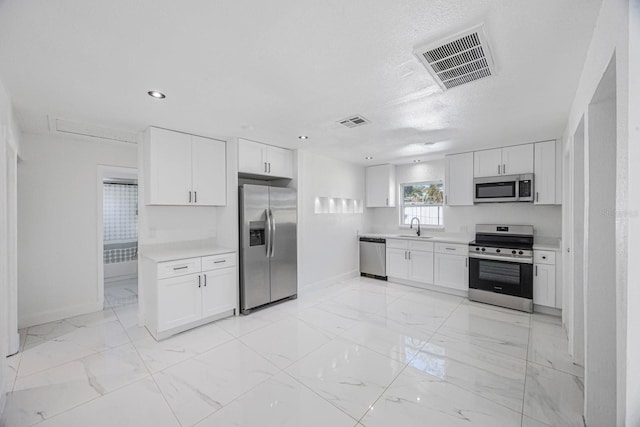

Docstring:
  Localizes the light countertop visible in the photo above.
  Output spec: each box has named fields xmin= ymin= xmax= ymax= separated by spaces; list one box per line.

xmin=359 ymin=233 xmax=471 ymax=245
xmin=532 ymin=237 xmax=562 ymax=251
xmin=360 ymin=233 xmax=562 ymax=250
xmin=139 ymin=239 xmax=236 ymax=262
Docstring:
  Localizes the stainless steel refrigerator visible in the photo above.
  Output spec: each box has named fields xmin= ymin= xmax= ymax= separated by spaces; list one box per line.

xmin=239 ymin=184 xmax=297 ymax=313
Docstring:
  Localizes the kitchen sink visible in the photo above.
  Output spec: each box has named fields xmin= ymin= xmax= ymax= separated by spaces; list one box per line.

xmin=393 ymin=234 xmax=432 ymax=239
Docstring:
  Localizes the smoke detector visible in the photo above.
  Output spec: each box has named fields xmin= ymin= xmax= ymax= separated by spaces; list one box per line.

xmin=414 ymin=24 xmax=496 ymax=90
xmin=338 ymin=115 xmax=370 ymax=128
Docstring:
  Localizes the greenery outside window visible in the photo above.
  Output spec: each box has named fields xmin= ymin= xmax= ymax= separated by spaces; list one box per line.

xmin=400 ymin=181 xmax=444 ymax=226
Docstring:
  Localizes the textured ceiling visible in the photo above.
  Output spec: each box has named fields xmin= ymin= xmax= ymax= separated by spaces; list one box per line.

xmin=0 ymin=0 xmax=602 ymax=165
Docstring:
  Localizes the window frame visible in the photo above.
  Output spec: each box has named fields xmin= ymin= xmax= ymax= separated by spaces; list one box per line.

xmin=398 ymin=180 xmax=445 ymax=229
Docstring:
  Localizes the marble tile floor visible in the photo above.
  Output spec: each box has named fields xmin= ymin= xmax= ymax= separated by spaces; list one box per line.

xmin=1 ymin=276 xmax=584 ymax=426
xmin=104 ymin=278 xmax=138 ymax=308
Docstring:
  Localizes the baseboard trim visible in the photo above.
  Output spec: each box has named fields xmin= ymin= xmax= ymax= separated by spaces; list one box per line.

xmin=387 ymin=276 xmax=468 ymax=298
xmin=300 ymin=270 xmax=359 ymax=290
xmin=19 ymin=301 xmax=103 ymax=329
xmin=533 ymin=304 xmax=562 ymax=317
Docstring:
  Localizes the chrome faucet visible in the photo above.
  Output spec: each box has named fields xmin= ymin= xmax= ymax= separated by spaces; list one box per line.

xmin=410 ymin=217 xmax=421 ymax=237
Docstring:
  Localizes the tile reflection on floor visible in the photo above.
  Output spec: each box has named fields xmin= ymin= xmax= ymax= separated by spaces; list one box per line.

xmin=1 ymin=276 xmax=584 ymax=427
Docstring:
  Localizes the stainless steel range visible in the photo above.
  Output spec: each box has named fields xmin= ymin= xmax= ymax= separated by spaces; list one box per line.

xmin=468 ymin=224 xmax=534 ymax=312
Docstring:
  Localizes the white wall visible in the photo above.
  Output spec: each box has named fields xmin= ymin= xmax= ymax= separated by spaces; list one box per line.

xmin=368 ymin=160 xmax=562 ymax=238
xmin=0 ymin=77 xmax=20 ymax=416
xmin=17 ymin=132 xmax=136 ymax=327
xmin=297 ymin=150 xmax=366 ymax=288
xmin=626 ymin=2 xmax=640 ymax=424
xmin=559 ymin=0 xmax=635 ymax=423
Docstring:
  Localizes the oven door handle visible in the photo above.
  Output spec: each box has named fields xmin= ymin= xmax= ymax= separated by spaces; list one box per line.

xmin=468 ymin=253 xmax=533 ymax=264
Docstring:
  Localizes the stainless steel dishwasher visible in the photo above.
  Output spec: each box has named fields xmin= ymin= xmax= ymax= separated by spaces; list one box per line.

xmin=359 ymin=237 xmax=387 ymax=280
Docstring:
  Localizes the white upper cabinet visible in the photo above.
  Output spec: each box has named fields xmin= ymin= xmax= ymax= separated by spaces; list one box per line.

xmin=534 ymin=140 xmax=559 ymax=205
xmin=474 ymin=144 xmax=533 ymax=177
xmin=191 ymin=135 xmax=226 ymax=206
xmin=445 ymin=152 xmax=474 ymax=206
xmin=473 ymin=148 xmax=503 ymax=177
xmin=144 ymin=127 xmax=226 ymax=206
xmin=238 ymin=138 xmax=293 ymax=179
xmin=366 ymin=164 xmax=396 ymax=207
xmin=501 ymin=144 xmax=533 ymax=175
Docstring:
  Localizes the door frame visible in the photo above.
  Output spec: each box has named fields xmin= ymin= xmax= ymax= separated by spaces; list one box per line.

xmin=96 ymin=165 xmax=138 ymax=309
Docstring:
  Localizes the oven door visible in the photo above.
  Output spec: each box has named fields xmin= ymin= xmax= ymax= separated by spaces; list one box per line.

xmin=469 ymin=257 xmax=533 ymax=299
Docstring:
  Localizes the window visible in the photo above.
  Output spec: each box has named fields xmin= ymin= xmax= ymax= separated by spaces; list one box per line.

xmin=400 ymin=181 xmax=444 ymax=226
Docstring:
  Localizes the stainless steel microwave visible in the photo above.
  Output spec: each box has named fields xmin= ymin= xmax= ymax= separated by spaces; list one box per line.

xmin=473 ymin=174 xmax=534 ymax=203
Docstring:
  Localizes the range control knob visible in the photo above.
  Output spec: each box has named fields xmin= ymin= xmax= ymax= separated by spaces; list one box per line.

xmin=496 ymin=249 xmax=501 ymax=253
xmin=518 ymin=251 xmax=524 ymax=255
xmin=481 ymin=248 xmax=486 ymax=252
xmin=475 ymin=247 xmax=480 ymax=251
xmin=512 ymin=250 xmax=517 ymax=254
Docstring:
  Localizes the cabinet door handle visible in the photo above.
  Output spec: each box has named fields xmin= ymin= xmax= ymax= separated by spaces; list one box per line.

xmin=536 ymin=192 xmax=539 ymax=202
xmin=465 ymin=258 xmax=468 ymax=267
xmin=173 ymin=266 xmax=188 ymax=271
xmin=498 ymin=165 xmax=501 ymax=175
xmin=204 ymin=274 xmax=207 ymax=287
xmin=194 ymin=191 xmax=197 ymax=203
xmin=445 ymin=247 xmax=455 ymax=251
xmin=268 ymin=163 xmax=271 ymax=173
xmin=214 ymin=260 xmax=226 ymax=264
xmin=385 ymin=198 xmax=388 ymax=206
xmin=189 ymin=191 xmax=192 ymax=203
xmin=264 ymin=162 xmax=268 ymax=173
xmin=445 ymin=195 xmax=448 ymax=205
xmin=404 ymin=251 xmax=407 ymax=260
xmin=535 ymin=265 xmax=538 ymax=276
xmin=502 ymin=164 xmax=506 ymax=174
xmin=542 ymin=256 xmax=546 ymax=260
xmin=198 ymin=275 xmax=201 ymax=288
xmin=408 ymin=251 xmax=411 ymax=260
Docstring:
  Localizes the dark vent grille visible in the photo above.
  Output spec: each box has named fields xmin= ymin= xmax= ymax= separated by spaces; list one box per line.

xmin=338 ymin=115 xmax=370 ymax=128
xmin=414 ymin=25 xmax=495 ymax=91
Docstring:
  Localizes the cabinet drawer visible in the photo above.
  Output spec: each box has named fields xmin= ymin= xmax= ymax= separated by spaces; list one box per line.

xmin=409 ymin=240 xmax=434 ymax=252
xmin=157 ymin=257 xmax=201 ymax=279
xmin=534 ymin=250 xmax=556 ymax=265
xmin=202 ymin=252 xmax=237 ymax=271
xmin=386 ymin=239 xmax=408 ymax=249
xmin=434 ymin=242 xmax=467 ymax=255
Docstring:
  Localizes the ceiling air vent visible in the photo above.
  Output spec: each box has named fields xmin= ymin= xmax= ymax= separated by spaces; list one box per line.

xmin=338 ymin=115 xmax=370 ymax=128
xmin=414 ymin=24 xmax=496 ymax=90
xmin=48 ymin=117 xmax=139 ymax=144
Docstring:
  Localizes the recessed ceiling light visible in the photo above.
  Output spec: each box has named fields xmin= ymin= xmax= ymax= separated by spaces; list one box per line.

xmin=147 ymin=90 xmax=166 ymax=99
xmin=413 ymin=159 xmax=422 ymax=163
xmin=298 ymin=135 xmax=309 ymax=140
xmin=365 ymin=156 xmax=373 ymax=160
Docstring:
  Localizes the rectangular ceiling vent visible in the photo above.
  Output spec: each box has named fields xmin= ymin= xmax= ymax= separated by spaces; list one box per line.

xmin=338 ymin=115 xmax=370 ymax=128
xmin=48 ymin=117 xmax=139 ymax=144
xmin=414 ymin=24 xmax=496 ymax=90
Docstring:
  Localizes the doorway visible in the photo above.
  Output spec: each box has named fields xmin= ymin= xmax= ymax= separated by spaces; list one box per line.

xmin=97 ymin=166 xmax=138 ymax=310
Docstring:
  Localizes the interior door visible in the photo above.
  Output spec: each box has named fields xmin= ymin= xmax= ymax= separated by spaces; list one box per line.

xmin=268 ymin=187 xmax=297 ymax=302
xmin=240 ymin=185 xmax=271 ymax=311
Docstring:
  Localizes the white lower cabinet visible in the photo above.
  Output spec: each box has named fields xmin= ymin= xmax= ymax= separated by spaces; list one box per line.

xmin=433 ymin=243 xmax=469 ymax=292
xmin=201 ymin=267 xmax=236 ymax=318
xmin=158 ymin=273 xmax=202 ymax=331
xmin=408 ymin=250 xmax=434 ymax=283
xmin=385 ymin=239 xmax=434 ymax=287
xmin=533 ymin=249 xmax=557 ymax=308
xmin=143 ymin=251 xmax=237 ymax=340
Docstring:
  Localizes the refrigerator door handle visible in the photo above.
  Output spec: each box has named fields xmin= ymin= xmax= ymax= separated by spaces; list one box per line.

xmin=265 ymin=209 xmax=272 ymax=258
xmin=269 ymin=208 xmax=275 ymax=257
